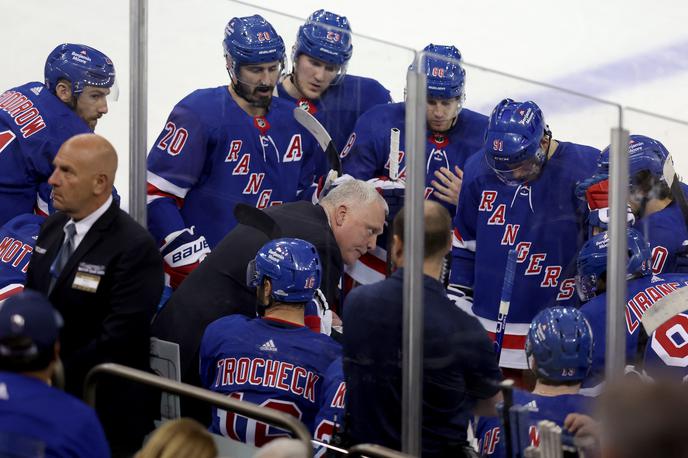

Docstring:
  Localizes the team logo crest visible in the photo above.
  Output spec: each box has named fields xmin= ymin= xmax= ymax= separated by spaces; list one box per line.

xmin=253 ymin=116 xmax=271 ymax=135
xmin=297 ymin=98 xmax=317 ymax=114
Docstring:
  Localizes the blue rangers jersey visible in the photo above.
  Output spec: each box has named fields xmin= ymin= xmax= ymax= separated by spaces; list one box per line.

xmin=451 ymin=142 xmax=598 ymax=368
xmin=341 ymin=102 xmax=488 ymax=217
xmin=0 ymin=213 xmax=43 ymax=301
xmin=634 ymin=198 xmax=688 ymax=275
xmin=277 ymin=74 xmax=391 ymax=176
xmin=476 ymin=389 xmax=591 ymax=457
xmin=0 ymin=83 xmax=91 ymax=226
xmin=580 ymin=273 xmax=688 ymax=394
xmin=313 ymin=357 xmax=345 ymax=451
xmin=200 ymin=315 xmax=341 ymax=447
xmin=147 ymin=86 xmax=319 ymax=248
xmin=0 ymin=371 xmax=110 ymax=458
xmin=644 ymin=308 xmax=688 ymax=382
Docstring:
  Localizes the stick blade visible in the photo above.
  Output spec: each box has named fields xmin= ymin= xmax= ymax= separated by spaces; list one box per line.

xmin=293 ymin=107 xmax=342 ymax=175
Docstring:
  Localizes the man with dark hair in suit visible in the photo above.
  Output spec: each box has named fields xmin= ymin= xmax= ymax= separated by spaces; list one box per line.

xmin=25 ymin=133 xmax=164 ymax=456
xmin=344 ymin=201 xmax=502 ymax=457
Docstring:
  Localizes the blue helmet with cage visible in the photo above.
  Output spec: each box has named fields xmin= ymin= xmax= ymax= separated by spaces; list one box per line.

xmin=223 ymin=15 xmax=286 ymax=77
xmin=575 ymin=228 xmax=652 ymax=302
xmin=526 ymin=306 xmax=593 ymax=382
xmin=247 ymin=238 xmax=321 ymax=303
xmin=484 ymin=99 xmax=550 ymax=186
xmin=294 ymin=10 xmax=353 ymax=73
xmin=411 ymin=44 xmax=465 ymax=100
xmin=44 ymin=43 xmax=115 ymax=95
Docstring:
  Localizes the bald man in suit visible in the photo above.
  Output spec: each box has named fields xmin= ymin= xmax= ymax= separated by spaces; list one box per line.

xmin=26 ymin=133 xmax=164 ymax=456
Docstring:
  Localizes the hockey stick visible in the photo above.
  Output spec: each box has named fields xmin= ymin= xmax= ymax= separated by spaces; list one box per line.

xmin=233 ymin=203 xmax=283 ymax=239
xmin=495 ymin=249 xmax=518 ymax=363
xmin=389 ymin=127 xmax=401 ymax=181
xmin=293 ymin=107 xmax=342 ymax=176
xmin=663 ymin=154 xmax=688 ymax=229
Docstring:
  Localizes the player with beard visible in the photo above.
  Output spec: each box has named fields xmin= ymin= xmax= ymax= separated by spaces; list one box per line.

xmin=147 ymin=15 xmax=320 ymax=290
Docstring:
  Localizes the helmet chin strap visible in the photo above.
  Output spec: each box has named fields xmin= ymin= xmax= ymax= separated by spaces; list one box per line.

xmin=289 ymin=72 xmax=309 ymax=100
xmin=228 ymin=68 xmax=271 ymax=109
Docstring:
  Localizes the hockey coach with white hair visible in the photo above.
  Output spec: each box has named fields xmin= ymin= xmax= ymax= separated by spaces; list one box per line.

xmin=151 ymin=179 xmax=387 ymax=411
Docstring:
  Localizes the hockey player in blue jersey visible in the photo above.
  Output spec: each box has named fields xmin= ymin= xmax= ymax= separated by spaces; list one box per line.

xmin=643 ymin=293 xmax=688 ymax=382
xmin=200 ymin=238 xmax=341 ymax=447
xmin=313 ymin=357 xmax=345 ymax=456
xmin=342 ymin=43 xmax=486 ymax=214
xmin=0 ymin=213 xmax=43 ymax=301
xmin=476 ymin=307 xmax=594 ymax=457
xmin=278 ymin=9 xmax=391 ymax=171
xmin=449 ymin=98 xmax=598 ymax=370
xmin=576 ymin=228 xmax=688 ymax=394
xmin=341 ymin=44 xmax=487 ymax=285
xmin=579 ymin=135 xmax=688 ymax=274
xmin=0 ymin=43 xmax=115 ymax=226
xmin=147 ymin=15 xmax=320 ymax=289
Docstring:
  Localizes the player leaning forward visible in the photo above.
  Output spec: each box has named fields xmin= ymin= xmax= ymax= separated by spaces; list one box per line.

xmin=147 ymin=15 xmax=319 ymax=289
xmin=449 ymin=99 xmax=599 ymax=371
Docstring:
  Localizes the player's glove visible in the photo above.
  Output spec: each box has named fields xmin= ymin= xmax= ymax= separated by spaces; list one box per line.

xmin=160 ymin=226 xmax=211 ymax=289
xmin=367 ymin=177 xmax=406 ymax=222
xmin=575 ymin=172 xmax=608 ymax=201
xmin=305 ymin=288 xmax=333 ymax=335
xmin=582 ymin=178 xmax=635 ymax=231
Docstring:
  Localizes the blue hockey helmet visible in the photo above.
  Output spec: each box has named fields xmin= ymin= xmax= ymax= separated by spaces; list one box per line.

xmin=411 ymin=44 xmax=466 ymax=100
xmin=223 ymin=15 xmax=286 ymax=77
xmin=575 ymin=228 xmax=652 ymax=302
xmin=294 ymin=9 xmax=353 ymax=79
xmin=598 ymin=134 xmax=670 ymax=180
xmin=44 ymin=43 xmax=115 ymax=95
xmin=247 ymin=238 xmax=321 ymax=303
xmin=526 ymin=306 xmax=593 ymax=382
xmin=484 ymin=99 xmax=550 ymax=186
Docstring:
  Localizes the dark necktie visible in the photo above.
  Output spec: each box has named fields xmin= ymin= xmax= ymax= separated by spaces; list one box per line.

xmin=49 ymin=222 xmax=76 ymax=294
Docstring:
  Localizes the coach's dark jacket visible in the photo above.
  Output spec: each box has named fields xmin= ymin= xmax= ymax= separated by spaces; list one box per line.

xmin=152 ymin=201 xmax=343 ymax=387
xmin=26 ymin=200 xmax=164 ymax=451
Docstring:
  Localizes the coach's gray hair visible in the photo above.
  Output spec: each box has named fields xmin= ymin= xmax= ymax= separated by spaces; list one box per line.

xmin=320 ymin=179 xmax=389 ymax=215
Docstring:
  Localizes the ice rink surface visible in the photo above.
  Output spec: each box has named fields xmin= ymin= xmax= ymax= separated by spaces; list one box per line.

xmin=2 ymin=0 xmax=687 ymax=209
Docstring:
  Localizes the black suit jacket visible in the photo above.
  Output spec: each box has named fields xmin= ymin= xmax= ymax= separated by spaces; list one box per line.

xmin=152 ymin=201 xmax=342 ymax=385
xmin=26 ymin=200 xmax=164 ymax=449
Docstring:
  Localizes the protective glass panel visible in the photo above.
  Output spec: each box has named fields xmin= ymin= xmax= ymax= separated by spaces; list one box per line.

xmin=619 ymin=107 xmax=688 ymax=383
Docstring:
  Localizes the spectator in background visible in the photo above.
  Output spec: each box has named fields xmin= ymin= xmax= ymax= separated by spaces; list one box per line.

xmin=136 ymin=418 xmax=217 ymax=458
xmin=344 ymin=201 xmax=502 ymax=457
xmin=0 ymin=291 xmax=109 ymax=458
xmin=597 ymin=381 xmax=688 ymax=458
xmin=25 ymin=133 xmax=164 ymax=455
